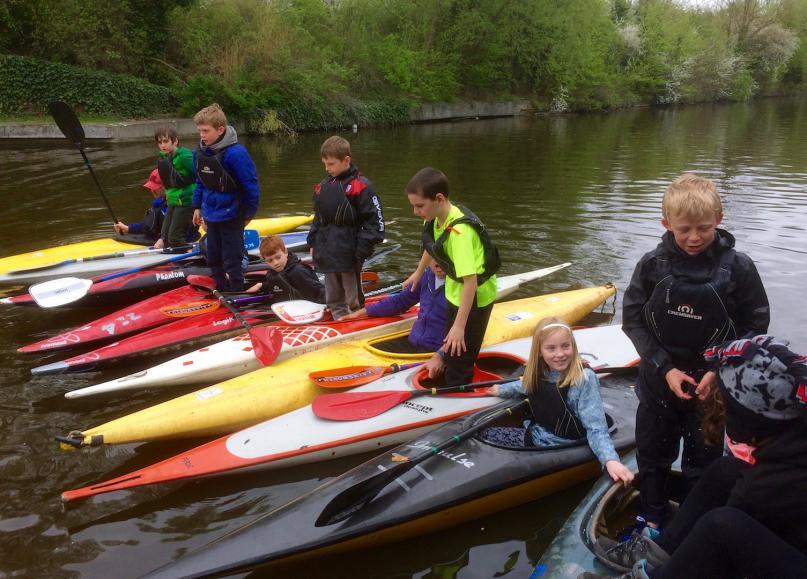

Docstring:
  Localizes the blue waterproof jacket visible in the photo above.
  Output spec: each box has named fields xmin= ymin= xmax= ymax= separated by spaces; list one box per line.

xmin=192 ymin=143 xmax=260 ymax=223
xmin=366 ymin=268 xmax=447 ymax=351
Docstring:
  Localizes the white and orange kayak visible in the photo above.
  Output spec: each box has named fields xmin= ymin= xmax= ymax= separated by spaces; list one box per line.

xmin=57 ymin=282 xmax=616 ymax=449
xmin=61 ymin=325 xmax=638 ymax=502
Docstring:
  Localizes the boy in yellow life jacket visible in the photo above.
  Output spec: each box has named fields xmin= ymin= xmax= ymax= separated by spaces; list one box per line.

xmin=403 ymin=167 xmax=500 ymax=386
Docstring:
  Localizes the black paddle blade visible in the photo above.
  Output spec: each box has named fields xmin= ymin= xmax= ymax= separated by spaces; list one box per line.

xmin=48 ymin=101 xmax=85 ymax=148
xmin=315 ymin=459 xmax=413 ymax=527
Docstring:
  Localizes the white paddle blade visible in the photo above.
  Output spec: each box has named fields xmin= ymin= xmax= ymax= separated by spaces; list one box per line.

xmin=30 ymin=278 xmax=93 ymax=308
xmin=270 ymin=300 xmax=326 ymax=325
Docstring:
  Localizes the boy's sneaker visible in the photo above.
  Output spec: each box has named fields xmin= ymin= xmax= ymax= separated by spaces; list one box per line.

xmin=578 ymin=559 xmax=650 ymax=579
xmin=595 ymin=527 xmax=670 ymax=572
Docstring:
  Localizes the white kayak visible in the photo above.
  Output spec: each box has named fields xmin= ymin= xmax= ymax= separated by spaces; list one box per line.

xmin=65 ymin=264 xmax=571 ymax=399
xmin=61 ymin=325 xmax=638 ymax=502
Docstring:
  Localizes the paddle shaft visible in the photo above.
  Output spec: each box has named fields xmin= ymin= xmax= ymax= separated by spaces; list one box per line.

xmin=48 ymin=101 xmax=118 ymax=225
xmin=96 ymin=249 xmax=200 ymax=282
xmin=315 ymin=398 xmax=530 ymax=526
xmin=208 ymin=287 xmax=257 ymax=333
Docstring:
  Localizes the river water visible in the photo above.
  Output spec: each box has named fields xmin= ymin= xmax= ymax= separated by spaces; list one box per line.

xmin=0 ymin=99 xmax=806 ymax=578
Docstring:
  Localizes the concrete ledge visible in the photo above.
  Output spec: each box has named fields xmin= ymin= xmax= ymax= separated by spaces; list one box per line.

xmin=410 ymin=100 xmax=532 ymax=122
xmin=0 ymin=118 xmax=201 ymax=140
xmin=0 ymin=100 xmax=531 ymax=139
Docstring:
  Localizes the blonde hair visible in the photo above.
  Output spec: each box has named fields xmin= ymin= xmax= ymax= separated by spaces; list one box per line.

xmin=522 ymin=317 xmax=585 ymax=393
xmin=662 ymin=173 xmax=723 ymax=222
xmin=193 ymin=103 xmax=227 ymax=128
xmin=320 ymin=135 xmax=351 ymax=160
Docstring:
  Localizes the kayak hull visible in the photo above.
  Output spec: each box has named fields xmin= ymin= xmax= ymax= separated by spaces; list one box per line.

xmin=0 ymin=215 xmax=312 ymax=286
xmin=62 ymin=326 xmax=638 ymax=502
xmin=60 ymin=283 xmax=616 ymax=447
xmin=66 ymin=265 xmax=570 ymax=397
xmin=142 ymin=384 xmax=637 ymax=578
xmin=4 ymin=231 xmax=308 ymax=307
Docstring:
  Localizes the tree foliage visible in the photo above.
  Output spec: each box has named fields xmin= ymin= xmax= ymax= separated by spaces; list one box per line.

xmin=2 ymin=0 xmax=807 ymax=128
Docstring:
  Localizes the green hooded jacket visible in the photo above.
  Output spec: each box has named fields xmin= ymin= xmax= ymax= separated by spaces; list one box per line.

xmin=160 ymin=146 xmax=195 ymax=206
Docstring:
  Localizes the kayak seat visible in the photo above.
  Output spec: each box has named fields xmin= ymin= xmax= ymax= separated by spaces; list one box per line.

xmin=475 ymin=413 xmax=618 ymax=451
xmin=412 ymin=352 xmax=527 ymax=398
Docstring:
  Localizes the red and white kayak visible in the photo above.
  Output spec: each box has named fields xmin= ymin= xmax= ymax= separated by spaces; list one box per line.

xmin=63 ymin=265 xmax=571 ymax=398
xmin=61 ymin=325 xmax=638 ymax=502
xmin=29 ymin=303 xmax=277 ymax=375
xmin=18 ymin=284 xmax=217 ymax=354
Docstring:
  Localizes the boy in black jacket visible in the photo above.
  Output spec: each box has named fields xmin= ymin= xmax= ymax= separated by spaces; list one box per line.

xmin=246 ymin=235 xmax=325 ymax=304
xmin=307 ymin=136 xmax=384 ymax=319
xmin=622 ymin=173 xmax=769 ymax=531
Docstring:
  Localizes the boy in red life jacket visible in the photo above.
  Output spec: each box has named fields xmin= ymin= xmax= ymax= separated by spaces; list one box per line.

xmin=404 ymin=167 xmax=501 ymax=387
xmin=307 ymin=136 xmax=384 ymax=320
xmin=622 ymin=173 xmax=769 ymax=532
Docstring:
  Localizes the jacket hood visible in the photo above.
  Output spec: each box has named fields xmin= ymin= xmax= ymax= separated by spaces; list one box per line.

xmin=200 ymin=125 xmax=238 ymax=153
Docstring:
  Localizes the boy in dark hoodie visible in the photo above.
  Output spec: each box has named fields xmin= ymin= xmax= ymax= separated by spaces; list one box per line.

xmin=622 ymin=173 xmax=770 ymax=532
xmin=246 ymin=235 xmax=325 ymax=304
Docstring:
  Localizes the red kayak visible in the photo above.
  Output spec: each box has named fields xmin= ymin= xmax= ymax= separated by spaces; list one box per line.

xmin=30 ymin=295 xmax=400 ymax=376
xmin=18 ymin=285 xmax=219 ymax=354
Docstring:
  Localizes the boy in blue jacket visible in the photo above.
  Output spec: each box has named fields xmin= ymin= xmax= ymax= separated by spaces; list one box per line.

xmin=342 ymin=260 xmax=447 ymax=353
xmin=192 ymin=104 xmax=260 ymax=292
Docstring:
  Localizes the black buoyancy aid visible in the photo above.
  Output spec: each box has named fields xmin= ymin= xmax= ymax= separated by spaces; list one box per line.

xmin=526 ymin=379 xmax=586 ymax=441
xmin=157 ymin=156 xmax=191 ymax=189
xmin=421 ymin=205 xmax=501 ymax=284
xmin=263 ymin=270 xmax=299 ymax=302
xmin=643 ymin=248 xmax=737 ymax=362
xmin=314 ymin=171 xmax=368 ymax=227
xmin=195 ymin=147 xmax=241 ymax=194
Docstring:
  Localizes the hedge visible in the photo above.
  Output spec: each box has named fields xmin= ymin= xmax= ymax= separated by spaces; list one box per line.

xmin=0 ymin=55 xmax=176 ymax=118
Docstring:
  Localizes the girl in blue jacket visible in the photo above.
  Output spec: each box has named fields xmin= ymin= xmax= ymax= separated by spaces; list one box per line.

xmin=483 ymin=317 xmax=634 ymax=486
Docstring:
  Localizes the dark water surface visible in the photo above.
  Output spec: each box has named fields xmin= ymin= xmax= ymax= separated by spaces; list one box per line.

xmin=1 ymin=99 xmax=806 ymax=578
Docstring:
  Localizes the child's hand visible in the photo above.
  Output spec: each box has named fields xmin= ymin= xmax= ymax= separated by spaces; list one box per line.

xmin=192 ymin=209 xmax=202 ymax=227
xmin=605 ymin=460 xmax=634 ymax=487
xmin=443 ymin=325 xmax=467 ymax=357
xmin=402 ymin=271 xmax=423 ymax=292
xmin=341 ymin=308 xmax=367 ymax=320
xmin=114 ymin=221 xmax=129 ymax=235
xmin=664 ymin=368 xmax=696 ymax=400
xmin=153 ymin=238 xmax=164 ymax=249
xmin=425 ymin=353 xmax=445 ymax=378
xmin=484 ymin=385 xmax=500 ymax=396
xmin=695 ymin=370 xmax=717 ymax=400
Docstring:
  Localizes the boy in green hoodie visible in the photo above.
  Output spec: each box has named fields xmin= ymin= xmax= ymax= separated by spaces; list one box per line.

xmin=154 ymin=125 xmax=198 ymax=250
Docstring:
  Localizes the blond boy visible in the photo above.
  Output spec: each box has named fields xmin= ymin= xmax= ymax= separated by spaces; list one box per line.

xmin=622 ymin=172 xmax=769 ymax=531
xmin=192 ymin=104 xmax=260 ymax=292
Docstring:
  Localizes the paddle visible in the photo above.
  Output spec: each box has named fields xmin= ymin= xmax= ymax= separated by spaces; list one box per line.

xmin=186 ymin=274 xmax=283 ymax=365
xmin=310 ymin=362 xmax=424 ymax=389
xmin=312 ymin=364 xmax=637 ymax=421
xmin=312 ymin=378 xmax=508 ymax=421
xmin=315 ymin=398 xmax=530 ymax=527
xmin=270 ymin=299 xmax=327 ymax=324
xmin=28 ymin=249 xmax=201 ymax=308
xmin=48 ymin=101 xmax=119 ymax=225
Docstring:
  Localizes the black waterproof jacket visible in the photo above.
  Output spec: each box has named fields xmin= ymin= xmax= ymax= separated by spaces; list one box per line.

xmin=622 ymin=229 xmax=770 ymax=379
xmin=307 ymin=165 xmax=384 ymax=273
xmin=261 ymin=253 xmax=325 ymax=304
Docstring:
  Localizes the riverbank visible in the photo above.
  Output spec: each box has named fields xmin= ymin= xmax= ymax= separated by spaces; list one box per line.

xmin=0 ymin=100 xmax=532 ymax=140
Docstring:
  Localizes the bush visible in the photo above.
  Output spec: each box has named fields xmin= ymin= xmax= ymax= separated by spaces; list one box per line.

xmin=0 ymin=54 xmax=175 ymax=117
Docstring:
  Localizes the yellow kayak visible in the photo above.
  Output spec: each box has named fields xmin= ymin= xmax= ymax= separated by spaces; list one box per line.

xmin=61 ymin=284 xmax=615 ymax=448
xmin=0 ymin=214 xmax=313 ymax=278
